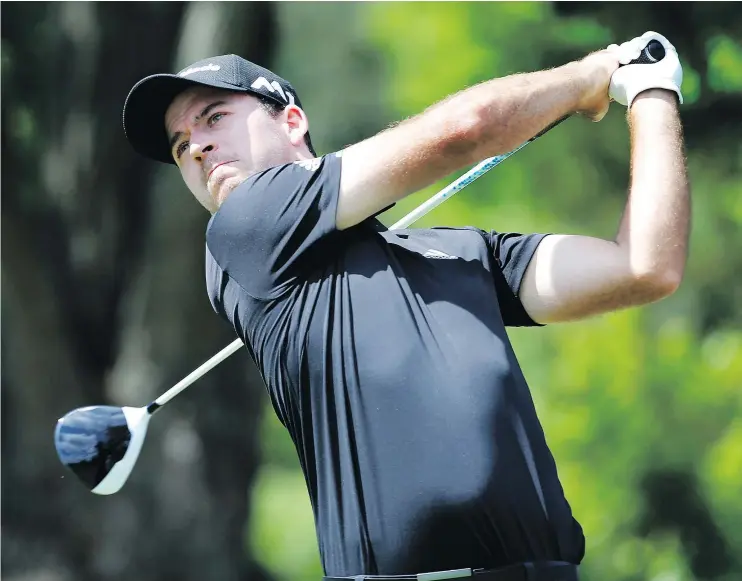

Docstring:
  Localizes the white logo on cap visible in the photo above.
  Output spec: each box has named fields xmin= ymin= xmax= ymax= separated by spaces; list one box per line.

xmin=178 ymin=64 xmax=221 ymax=77
xmin=251 ymin=76 xmax=295 ymax=105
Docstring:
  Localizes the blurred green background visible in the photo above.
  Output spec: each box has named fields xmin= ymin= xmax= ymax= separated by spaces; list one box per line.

xmin=2 ymin=3 xmax=740 ymax=581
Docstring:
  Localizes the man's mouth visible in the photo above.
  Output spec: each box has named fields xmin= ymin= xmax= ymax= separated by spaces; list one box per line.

xmin=207 ymin=161 xmax=236 ymax=180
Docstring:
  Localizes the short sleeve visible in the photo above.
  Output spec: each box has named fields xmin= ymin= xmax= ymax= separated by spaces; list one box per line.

xmin=206 ymin=153 xmax=342 ymax=299
xmin=481 ymin=230 xmax=550 ymax=327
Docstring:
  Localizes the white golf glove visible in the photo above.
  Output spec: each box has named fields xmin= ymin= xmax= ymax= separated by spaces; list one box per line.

xmin=608 ymin=31 xmax=683 ymax=107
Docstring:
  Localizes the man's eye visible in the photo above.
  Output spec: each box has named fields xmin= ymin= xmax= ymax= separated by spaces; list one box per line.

xmin=176 ymin=141 xmax=189 ymax=158
xmin=208 ymin=112 xmax=224 ymax=126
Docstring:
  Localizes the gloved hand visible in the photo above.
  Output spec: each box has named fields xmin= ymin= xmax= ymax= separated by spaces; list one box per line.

xmin=608 ymin=31 xmax=683 ymax=107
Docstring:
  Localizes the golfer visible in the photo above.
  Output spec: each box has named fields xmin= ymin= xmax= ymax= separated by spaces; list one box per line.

xmin=123 ymin=31 xmax=689 ymax=581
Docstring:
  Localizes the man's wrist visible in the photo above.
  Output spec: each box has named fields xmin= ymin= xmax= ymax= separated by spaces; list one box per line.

xmin=559 ymin=61 xmax=591 ymax=111
xmin=630 ymin=89 xmax=680 ymax=113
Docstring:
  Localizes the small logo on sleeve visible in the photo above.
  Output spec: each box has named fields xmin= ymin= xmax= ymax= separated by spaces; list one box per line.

xmin=423 ymin=249 xmax=458 ymax=259
xmin=294 ymin=158 xmax=321 ymax=171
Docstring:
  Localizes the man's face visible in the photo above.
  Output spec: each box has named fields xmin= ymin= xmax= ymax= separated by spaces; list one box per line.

xmin=165 ymin=86 xmax=292 ymax=213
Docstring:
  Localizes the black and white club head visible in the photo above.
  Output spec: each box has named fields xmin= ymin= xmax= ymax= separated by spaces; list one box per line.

xmin=54 ymin=405 xmax=150 ymax=495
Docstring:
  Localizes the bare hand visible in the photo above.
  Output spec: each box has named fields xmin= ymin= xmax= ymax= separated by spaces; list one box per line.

xmin=575 ymin=49 xmax=621 ymax=122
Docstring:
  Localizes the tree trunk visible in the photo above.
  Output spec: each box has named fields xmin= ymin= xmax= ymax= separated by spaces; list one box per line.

xmin=2 ymin=3 xmax=277 ymax=580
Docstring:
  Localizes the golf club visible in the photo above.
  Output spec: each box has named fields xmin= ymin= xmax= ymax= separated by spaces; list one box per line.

xmin=54 ymin=39 xmax=666 ymax=496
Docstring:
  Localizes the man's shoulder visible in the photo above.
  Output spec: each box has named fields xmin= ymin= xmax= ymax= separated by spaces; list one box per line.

xmin=207 ymin=154 xmax=342 ymax=226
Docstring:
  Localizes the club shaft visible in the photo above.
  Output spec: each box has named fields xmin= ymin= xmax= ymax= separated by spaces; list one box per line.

xmin=149 ymin=115 xmax=569 ymax=411
xmin=149 ymin=338 xmax=244 ymax=411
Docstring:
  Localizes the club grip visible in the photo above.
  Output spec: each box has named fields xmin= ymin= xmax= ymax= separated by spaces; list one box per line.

xmin=626 ymin=39 xmax=666 ymax=65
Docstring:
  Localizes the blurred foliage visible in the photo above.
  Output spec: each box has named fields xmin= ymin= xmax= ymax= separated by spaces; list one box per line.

xmin=6 ymin=2 xmax=738 ymax=580
xmin=248 ymin=3 xmax=742 ymax=581
xmin=707 ymin=35 xmax=742 ymax=93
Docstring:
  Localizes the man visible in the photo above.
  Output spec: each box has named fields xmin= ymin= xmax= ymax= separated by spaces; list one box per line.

xmin=122 ymin=30 xmax=689 ymax=581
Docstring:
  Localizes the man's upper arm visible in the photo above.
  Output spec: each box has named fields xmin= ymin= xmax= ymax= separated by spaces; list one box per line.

xmin=206 ymin=155 xmax=342 ymax=299
xmin=336 ymin=110 xmax=479 ymax=230
xmin=519 ymin=234 xmax=672 ymax=324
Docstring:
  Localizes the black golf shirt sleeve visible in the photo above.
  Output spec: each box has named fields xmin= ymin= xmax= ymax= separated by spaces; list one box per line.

xmin=206 ymin=154 xmax=342 ymax=300
xmin=481 ymin=230 xmax=549 ymax=327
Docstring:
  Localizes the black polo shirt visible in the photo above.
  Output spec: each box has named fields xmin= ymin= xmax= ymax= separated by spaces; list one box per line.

xmin=204 ymin=153 xmax=585 ymax=576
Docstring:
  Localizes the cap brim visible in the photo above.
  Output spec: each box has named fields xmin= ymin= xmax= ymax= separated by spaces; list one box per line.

xmin=122 ymin=74 xmax=248 ymax=165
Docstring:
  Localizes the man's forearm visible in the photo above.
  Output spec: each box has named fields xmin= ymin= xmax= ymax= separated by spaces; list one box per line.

xmin=423 ymin=63 xmax=587 ymax=160
xmin=616 ymin=89 xmax=690 ymax=290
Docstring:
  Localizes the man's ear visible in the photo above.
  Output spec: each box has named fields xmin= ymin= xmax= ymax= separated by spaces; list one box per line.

xmin=284 ymin=105 xmax=310 ymax=149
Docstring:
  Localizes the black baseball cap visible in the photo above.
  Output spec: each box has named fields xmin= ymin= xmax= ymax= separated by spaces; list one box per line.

xmin=123 ymin=54 xmax=306 ymax=165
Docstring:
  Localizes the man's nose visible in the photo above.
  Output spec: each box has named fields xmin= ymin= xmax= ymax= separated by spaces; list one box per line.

xmin=189 ymin=140 xmax=216 ymax=163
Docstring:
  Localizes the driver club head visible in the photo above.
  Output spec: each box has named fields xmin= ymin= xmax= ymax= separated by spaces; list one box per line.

xmin=54 ymin=405 xmax=151 ymax=495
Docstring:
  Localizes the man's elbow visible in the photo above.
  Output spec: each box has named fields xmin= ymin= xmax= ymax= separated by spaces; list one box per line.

xmin=632 ymin=266 xmax=684 ymax=302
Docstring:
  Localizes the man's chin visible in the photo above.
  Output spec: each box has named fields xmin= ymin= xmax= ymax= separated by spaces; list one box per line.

xmin=210 ymin=175 xmax=244 ymax=208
